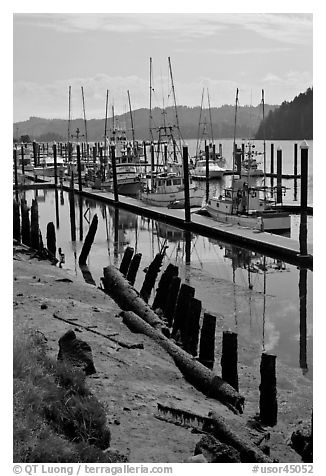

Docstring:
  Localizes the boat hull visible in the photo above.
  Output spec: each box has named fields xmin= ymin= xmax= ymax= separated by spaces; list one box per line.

xmin=192 ymin=169 xmax=224 ymax=179
xmin=206 ymin=202 xmax=291 ymax=231
xmin=141 ymin=188 xmax=204 ymax=208
xmin=101 ymin=177 xmax=143 ymax=197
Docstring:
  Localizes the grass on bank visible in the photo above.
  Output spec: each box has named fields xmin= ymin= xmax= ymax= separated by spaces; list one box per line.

xmin=13 ymin=326 xmax=127 ymax=463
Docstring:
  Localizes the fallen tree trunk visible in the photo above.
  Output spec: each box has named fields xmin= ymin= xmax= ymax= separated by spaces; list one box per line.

xmin=101 ymin=265 xmax=164 ymax=331
xmin=121 ymin=310 xmax=245 ymax=414
xmin=204 ymin=411 xmax=273 ymax=463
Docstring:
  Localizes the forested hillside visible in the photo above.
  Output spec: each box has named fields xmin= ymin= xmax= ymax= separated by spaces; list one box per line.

xmin=255 ymin=88 xmax=313 ymax=140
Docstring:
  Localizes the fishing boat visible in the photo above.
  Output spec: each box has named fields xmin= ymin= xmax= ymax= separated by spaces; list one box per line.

xmin=141 ymin=171 xmax=203 ymax=208
xmin=240 ymin=141 xmax=264 ymax=177
xmin=191 ymin=158 xmax=225 ymax=179
xmin=34 ymin=155 xmax=66 ymax=177
xmin=205 ymin=89 xmax=290 ymax=232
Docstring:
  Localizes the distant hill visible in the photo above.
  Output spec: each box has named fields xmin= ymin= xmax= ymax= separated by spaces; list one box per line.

xmin=255 ymin=88 xmax=313 ymax=140
xmin=14 ymin=103 xmax=277 ymax=142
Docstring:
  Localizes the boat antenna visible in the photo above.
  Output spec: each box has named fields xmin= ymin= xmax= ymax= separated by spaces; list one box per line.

xmin=196 ymin=88 xmax=204 ymax=159
xmin=149 ymin=57 xmax=154 ymax=141
xmin=168 ymin=56 xmax=183 ymax=150
xmin=104 ymin=89 xmax=109 ymax=156
xmin=262 ymin=89 xmax=266 ymax=199
xmin=207 ymin=88 xmax=214 ymax=146
xmin=127 ymin=90 xmax=135 ymax=145
xmin=81 ymin=86 xmax=89 ymax=162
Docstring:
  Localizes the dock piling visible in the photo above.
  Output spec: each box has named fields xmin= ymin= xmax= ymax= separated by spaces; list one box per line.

xmin=46 ymin=222 xmax=56 ymax=257
xmin=199 ymin=312 xmax=216 ymax=370
xmin=76 ymin=144 xmax=83 ymax=192
xmin=164 ymin=276 xmax=181 ymax=327
xmin=152 ymin=263 xmax=179 ymax=311
xmin=259 ymin=352 xmax=277 ymax=426
xmin=13 ymin=148 xmax=19 ymax=201
xmin=294 ymin=143 xmax=298 ymax=177
xmin=183 ymin=146 xmax=191 ymax=223
xmin=13 ymin=199 xmax=20 ymax=242
xmin=172 ymin=283 xmax=195 ymax=339
xmin=21 ymin=145 xmax=25 ymax=175
xmin=184 ymin=297 xmax=202 ymax=356
xmin=270 ymin=143 xmax=274 ymax=196
xmin=21 ymin=200 xmax=31 ymax=247
xmin=221 ymin=331 xmax=239 ymax=391
xmin=276 ymin=147 xmax=283 ymax=204
xmin=299 ymin=141 xmax=309 ymax=255
xmin=30 ymin=199 xmax=40 ymax=250
xmin=299 ymin=268 xmax=308 ymax=373
xmin=110 ymin=145 xmax=119 ymax=203
xmin=205 ymin=144 xmax=209 ymax=202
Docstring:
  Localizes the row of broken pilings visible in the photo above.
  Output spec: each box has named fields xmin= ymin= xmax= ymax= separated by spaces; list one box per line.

xmin=101 ymin=245 xmax=278 ymax=427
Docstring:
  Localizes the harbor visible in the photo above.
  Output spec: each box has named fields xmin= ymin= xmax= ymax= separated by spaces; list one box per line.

xmin=12 ymin=11 xmax=313 ymax=468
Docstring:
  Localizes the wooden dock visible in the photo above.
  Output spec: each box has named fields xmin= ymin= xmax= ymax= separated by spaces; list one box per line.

xmin=59 ymin=183 xmax=313 ymax=269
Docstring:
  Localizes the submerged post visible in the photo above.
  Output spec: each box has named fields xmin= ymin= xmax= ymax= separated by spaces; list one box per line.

xmin=183 ymin=145 xmax=191 ymax=223
xmin=221 ymin=331 xmax=239 ymax=391
xmin=110 ymin=145 xmax=119 ymax=203
xmin=78 ymin=214 xmax=98 ymax=266
xmin=205 ymin=144 xmax=210 ymax=202
xmin=276 ymin=147 xmax=283 ymax=204
xmin=76 ymin=144 xmax=83 ymax=192
xmin=299 ymin=141 xmax=309 ymax=256
xmin=259 ymin=353 xmax=277 ymax=426
xmin=53 ymin=143 xmax=58 ymax=186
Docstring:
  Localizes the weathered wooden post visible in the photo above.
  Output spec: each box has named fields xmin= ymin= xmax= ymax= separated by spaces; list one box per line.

xmin=53 ymin=143 xmax=58 ymax=186
xmin=152 ymin=263 xmax=179 ymax=311
xmin=212 ymin=143 xmax=216 ymax=160
xmin=164 ymin=144 xmax=168 ymax=166
xmin=119 ymin=246 xmax=134 ymax=276
xmin=32 ymin=141 xmax=37 ymax=167
xmin=78 ymin=214 xmax=98 ymax=266
xmin=140 ymin=251 xmax=166 ymax=303
xmin=143 ymin=141 xmax=147 ymax=162
xmin=199 ymin=312 xmax=216 ymax=369
xmin=13 ymin=199 xmax=20 ymax=242
xmin=299 ymin=141 xmax=309 ymax=256
xmin=294 ymin=142 xmax=298 ymax=177
xmin=69 ymin=172 xmax=76 ymax=242
xmin=259 ymin=353 xmax=277 ymax=426
xmin=55 ymin=188 xmax=60 ymax=229
xmin=221 ymin=331 xmax=239 ymax=391
xmin=13 ymin=148 xmax=19 ymax=201
xmin=76 ymin=144 xmax=83 ymax=192
xmin=164 ymin=276 xmax=181 ymax=327
xmin=150 ymin=142 xmax=155 ymax=178
xmin=185 ymin=230 xmax=191 ymax=265
xmin=205 ymin=144 xmax=210 ymax=203
xmin=126 ymin=253 xmax=142 ymax=286
xmin=21 ymin=200 xmax=30 ymax=247
xmin=270 ymin=143 xmax=274 ymax=197
xmin=172 ymin=283 xmax=195 ymax=339
xmin=30 ymin=199 xmax=40 ymax=250
xmin=46 ymin=222 xmax=56 ymax=257
xmin=184 ymin=297 xmax=202 ymax=356
xmin=299 ymin=268 xmax=308 ymax=373
xmin=183 ymin=145 xmax=191 ymax=223
xmin=79 ymin=195 xmax=83 ymax=241
xmin=276 ymin=147 xmax=283 ymax=204
xmin=110 ymin=145 xmax=119 ymax=203
xmin=92 ymin=146 xmax=97 ymax=165
xmin=21 ymin=145 xmax=25 ymax=175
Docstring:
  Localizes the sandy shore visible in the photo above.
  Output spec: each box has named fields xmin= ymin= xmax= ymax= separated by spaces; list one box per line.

xmin=13 ymin=243 xmax=310 ymax=462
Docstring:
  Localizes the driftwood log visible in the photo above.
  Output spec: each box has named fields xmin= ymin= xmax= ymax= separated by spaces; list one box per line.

xmin=101 ymin=265 xmax=164 ymax=331
xmin=120 ymin=310 xmax=245 ymax=414
xmin=203 ymin=411 xmax=273 ymax=463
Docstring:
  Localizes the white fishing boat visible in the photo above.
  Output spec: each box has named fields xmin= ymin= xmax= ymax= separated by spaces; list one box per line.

xmin=34 ymin=155 xmax=66 ymax=177
xmin=206 ymin=177 xmax=290 ymax=232
xmin=240 ymin=142 xmax=264 ymax=177
xmin=141 ymin=172 xmax=203 ymax=208
xmin=191 ymin=158 xmax=225 ymax=179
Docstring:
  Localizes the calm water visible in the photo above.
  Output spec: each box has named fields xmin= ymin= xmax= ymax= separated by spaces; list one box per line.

xmin=20 ymin=188 xmax=313 ymax=384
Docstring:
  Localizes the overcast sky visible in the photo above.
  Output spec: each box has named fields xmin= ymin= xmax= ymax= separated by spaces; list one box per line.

xmin=13 ymin=12 xmax=313 ymax=122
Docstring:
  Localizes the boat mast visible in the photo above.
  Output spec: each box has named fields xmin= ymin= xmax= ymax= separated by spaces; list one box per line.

xmin=149 ymin=57 xmax=154 ymax=142
xmin=262 ymin=89 xmax=266 ymax=200
xmin=196 ymin=88 xmax=204 ymax=160
xmin=104 ymin=89 xmax=109 ymax=157
xmin=81 ymin=86 xmax=88 ymax=161
xmin=207 ymin=88 xmax=214 ymax=147
xmin=67 ymin=85 xmax=71 ymax=146
xmin=231 ymin=88 xmax=239 ymax=214
xmin=127 ymin=89 xmax=136 ymax=150
xmin=168 ymin=56 xmax=183 ymax=153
